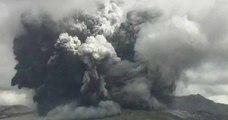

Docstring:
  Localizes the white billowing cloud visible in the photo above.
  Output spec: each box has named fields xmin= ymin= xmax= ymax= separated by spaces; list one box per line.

xmin=78 ymin=35 xmax=120 ymax=62
xmin=135 ymin=15 xmax=209 ymax=56
xmin=47 ymin=100 xmax=121 ymax=119
xmin=0 ymin=90 xmax=35 ymax=108
xmin=135 ymin=15 xmax=208 ymax=86
xmin=133 ymin=0 xmax=228 ymax=104
xmin=78 ymin=35 xmax=120 ymax=97
xmin=96 ymin=0 xmax=123 ymax=36
xmin=55 ymin=33 xmax=81 ymax=54
xmin=198 ymin=1 xmax=228 ymax=42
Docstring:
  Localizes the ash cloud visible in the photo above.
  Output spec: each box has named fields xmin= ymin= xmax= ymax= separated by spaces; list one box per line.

xmin=47 ymin=100 xmax=121 ymax=119
xmin=0 ymin=0 xmax=228 ymax=119
xmin=0 ymin=0 xmax=105 ymax=107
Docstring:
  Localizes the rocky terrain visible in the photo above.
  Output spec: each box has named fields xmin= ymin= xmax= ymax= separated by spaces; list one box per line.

xmin=1 ymin=94 xmax=228 ymax=120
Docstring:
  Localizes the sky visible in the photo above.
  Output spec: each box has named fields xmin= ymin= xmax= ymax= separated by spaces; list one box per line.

xmin=0 ymin=0 xmax=228 ymax=106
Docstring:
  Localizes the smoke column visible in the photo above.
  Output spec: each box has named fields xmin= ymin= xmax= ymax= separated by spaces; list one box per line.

xmin=10 ymin=0 xmax=228 ymax=119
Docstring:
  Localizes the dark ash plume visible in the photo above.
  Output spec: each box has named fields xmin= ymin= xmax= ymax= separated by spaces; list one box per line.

xmin=11 ymin=0 xmax=212 ymax=119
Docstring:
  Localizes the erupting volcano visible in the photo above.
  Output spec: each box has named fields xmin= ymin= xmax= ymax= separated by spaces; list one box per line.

xmin=9 ymin=0 xmax=228 ymax=119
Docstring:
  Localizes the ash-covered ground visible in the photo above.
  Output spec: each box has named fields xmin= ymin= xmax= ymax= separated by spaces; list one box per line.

xmin=1 ymin=95 xmax=228 ymax=120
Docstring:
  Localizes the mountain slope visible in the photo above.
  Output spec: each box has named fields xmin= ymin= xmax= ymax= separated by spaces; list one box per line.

xmin=170 ymin=94 xmax=228 ymax=115
xmin=1 ymin=94 xmax=228 ymax=120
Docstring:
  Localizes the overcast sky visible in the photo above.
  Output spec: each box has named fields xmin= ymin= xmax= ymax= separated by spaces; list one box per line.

xmin=0 ymin=0 xmax=228 ymax=106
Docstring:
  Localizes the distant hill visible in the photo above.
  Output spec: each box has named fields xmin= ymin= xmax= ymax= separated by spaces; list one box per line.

xmin=170 ymin=94 xmax=228 ymax=115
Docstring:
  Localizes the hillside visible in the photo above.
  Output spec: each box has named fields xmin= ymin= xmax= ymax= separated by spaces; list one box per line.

xmin=170 ymin=94 xmax=228 ymax=115
xmin=1 ymin=94 xmax=228 ymax=120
